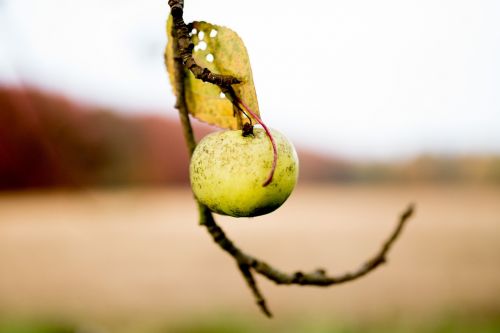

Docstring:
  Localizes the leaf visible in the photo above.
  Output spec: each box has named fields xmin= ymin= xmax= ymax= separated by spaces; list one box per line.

xmin=165 ymin=17 xmax=260 ymax=129
xmin=165 ymin=15 xmax=178 ymax=98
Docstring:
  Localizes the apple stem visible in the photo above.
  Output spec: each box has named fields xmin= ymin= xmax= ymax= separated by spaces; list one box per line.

xmin=236 ymin=98 xmax=278 ymax=187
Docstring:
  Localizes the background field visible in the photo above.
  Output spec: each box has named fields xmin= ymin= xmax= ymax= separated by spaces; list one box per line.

xmin=1 ymin=184 xmax=499 ymax=332
xmin=2 ymin=1 xmax=500 ymax=331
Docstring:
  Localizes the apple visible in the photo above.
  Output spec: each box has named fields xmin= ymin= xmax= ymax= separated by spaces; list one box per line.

xmin=190 ymin=128 xmax=299 ymax=217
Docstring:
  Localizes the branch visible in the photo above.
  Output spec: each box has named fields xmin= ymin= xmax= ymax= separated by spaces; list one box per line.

xmin=200 ymin=202 xmax=414 ymax=286
xmin=238 ymin=263 xmax=273 ymax=317
xmin=167 ymin=19 xmax=196 ymax=156
xmin=168 ymin=0 xmax=240 ymax=86
xmin=167 ymin=5 xmax=271 ymax=315
xmin=166 ymin=0 xmax=415 ymax=316
xmin=195 ymin=203 xmax=271 ymax=317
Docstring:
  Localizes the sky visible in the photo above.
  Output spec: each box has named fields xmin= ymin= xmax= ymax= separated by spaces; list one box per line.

xmin=1 ymin=0 xmax=499 ymax=160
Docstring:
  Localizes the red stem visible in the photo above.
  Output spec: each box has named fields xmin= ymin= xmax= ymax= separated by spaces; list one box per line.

xmin=237 ymin=99 xmax=278 ymax=187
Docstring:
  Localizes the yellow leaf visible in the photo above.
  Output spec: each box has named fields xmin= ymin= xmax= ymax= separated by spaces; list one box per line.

xmin=165 ymin=17 xmax=260 ymax=129
xmin=165 ymin=15 xmax=178 ymax=98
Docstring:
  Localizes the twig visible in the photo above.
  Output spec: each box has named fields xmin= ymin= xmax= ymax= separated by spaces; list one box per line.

xmin=238 ymin=263 xmax=273 ymax=317
xmin=200 ymin=202 xmax=414 ymax=286
xmin=166 ymin=0 xmax=415 ymax=316
xmin=166 ymin=21 xmax=196 ymax=156
xmin=168 ymin=0 xmax=240 ymax=86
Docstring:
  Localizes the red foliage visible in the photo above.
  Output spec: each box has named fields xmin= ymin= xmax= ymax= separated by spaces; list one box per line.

xmin=0 ymin=85 xmax=213 ymax=189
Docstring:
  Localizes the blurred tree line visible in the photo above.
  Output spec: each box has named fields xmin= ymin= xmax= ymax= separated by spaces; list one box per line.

xmin=0 ymin=86 xmax=192 ymax=189
xmin=1 ymin=86 xmax=499 ymax=190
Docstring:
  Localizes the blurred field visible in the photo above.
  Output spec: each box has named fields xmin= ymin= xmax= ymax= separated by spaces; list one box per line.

xmin=0 ymin=184 xmax=499 ymax=332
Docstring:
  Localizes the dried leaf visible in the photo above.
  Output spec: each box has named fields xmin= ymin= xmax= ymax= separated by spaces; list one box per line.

xmin=165 ymin=17 xmax=260 ymax=129
xmin=165 ymin=15 xmax=178 ymax=97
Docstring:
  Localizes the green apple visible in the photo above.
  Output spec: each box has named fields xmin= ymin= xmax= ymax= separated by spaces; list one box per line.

xmin=190 ymin=128 xmax=299 ymax=217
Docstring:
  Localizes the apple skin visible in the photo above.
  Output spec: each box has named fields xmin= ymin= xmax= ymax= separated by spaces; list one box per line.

xmin=190 ymin=128 xmax=299 ymax=217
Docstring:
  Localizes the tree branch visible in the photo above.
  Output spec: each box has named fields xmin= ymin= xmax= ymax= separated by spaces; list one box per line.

xmin=238 ymin=263 xmax=273 ymax=317
xmin=200 ymin=202 xmax=414 ymax=286
xmin=166 ymin=0 xmax=415 ymax=316
xmin=167 ymin=22 xmax=196 ymax=156
xmin=168 ymin=0 xmax=240 ymax=86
